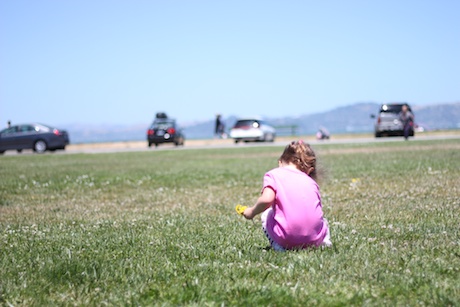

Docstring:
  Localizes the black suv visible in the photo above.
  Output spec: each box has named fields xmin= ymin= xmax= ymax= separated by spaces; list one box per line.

xmin=373 ymin=103 xmax=414 ymax=137
xmin=147 ymin=113 xmax=185 ymax=147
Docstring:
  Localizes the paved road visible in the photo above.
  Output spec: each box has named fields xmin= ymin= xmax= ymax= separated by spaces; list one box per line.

xmin=3 ymin=133 xmax=460 ymax=155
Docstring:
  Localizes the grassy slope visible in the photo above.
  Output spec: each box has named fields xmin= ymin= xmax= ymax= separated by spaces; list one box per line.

xmin=1 ymin=139 xmax=459 ymax=306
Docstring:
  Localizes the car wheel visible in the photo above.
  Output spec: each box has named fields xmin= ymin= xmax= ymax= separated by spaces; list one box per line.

xmin=0 ymin=151 xmax=4 ymax=155
xmin=264 ymin=133 xmax=275 ymax=142
xmin=148 ymin=142 xmax=152 ymax=147
xmin=34 ymin=140 xmax=47 ymax=153
xmin=17 ymin=149 xmax=23 ymax=153
xmin=154 ymin=143 xmax=159 ymax=147
xmin=234 ymin=139 xmax=239 ymax=144
xmin=375 ymin=132 xmax=381 ymax=138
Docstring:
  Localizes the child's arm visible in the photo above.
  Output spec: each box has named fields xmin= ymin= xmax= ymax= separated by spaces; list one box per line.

xmin=243 ymin=187 xmax=275 ymax=220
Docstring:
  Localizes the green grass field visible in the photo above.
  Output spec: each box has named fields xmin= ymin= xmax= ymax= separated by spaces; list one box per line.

xmin=1 ymin=139 xmax=459 ymax=306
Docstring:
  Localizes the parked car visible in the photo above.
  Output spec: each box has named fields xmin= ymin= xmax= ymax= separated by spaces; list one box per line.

xmin=229 ymin=118 xmax=276 ymax=143
xmin=147 ymin=113 xmax=185 ymax=147
xmin=0 ymin=123 xmax=70 ymax=154
xmin=372 ymin=103 xmax=415 ymax=138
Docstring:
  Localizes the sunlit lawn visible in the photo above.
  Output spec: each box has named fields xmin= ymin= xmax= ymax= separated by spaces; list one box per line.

xmin=1 ymin=138 xmax=459 ymax=305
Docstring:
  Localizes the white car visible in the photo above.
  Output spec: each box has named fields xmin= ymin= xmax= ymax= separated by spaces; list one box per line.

xmin=229 ymin=119 xmax=276 ymax=143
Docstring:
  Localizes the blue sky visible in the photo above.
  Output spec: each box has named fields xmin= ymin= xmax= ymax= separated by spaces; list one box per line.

xmin=1 ymin=1 xmax=459 ymax=127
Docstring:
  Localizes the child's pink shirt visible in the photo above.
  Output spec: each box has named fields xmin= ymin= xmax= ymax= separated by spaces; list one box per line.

xmin=263 ymin=167 xmax=328 ymax=249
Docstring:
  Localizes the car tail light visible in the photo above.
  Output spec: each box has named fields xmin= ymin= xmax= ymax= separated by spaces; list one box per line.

xmin=167 ymin=127 xmax=175 ymax=134
xmin=147 ymin=129 xmax=155 ymax=135
xmin=377 ymin=116 xmax=381 ymax=124
xmin=53 ymin=129 xmax=61 ymax=136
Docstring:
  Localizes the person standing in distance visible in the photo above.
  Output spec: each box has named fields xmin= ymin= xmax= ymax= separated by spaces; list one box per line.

xmin=399 ymin=104 xmax=414 ymax=140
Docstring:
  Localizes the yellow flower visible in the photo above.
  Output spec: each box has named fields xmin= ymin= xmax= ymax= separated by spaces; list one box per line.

xmin=235 ymin=204 xmax=247 ymax=215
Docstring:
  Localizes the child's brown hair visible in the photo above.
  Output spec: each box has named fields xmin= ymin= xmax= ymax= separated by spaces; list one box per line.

xmin=279 ymin=140 xmax=318 ymax=181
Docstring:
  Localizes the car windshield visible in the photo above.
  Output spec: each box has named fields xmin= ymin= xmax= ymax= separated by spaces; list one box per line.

xmin=380 ymin=104 xmax=411 ymax=113
xmin=35 ymin=124 xmax=52 ymax=132
xmin=18 ymin=125 xmax=36 ymax=133
xmin=152 ymin=120 xmax=175 ymax=129
xmin=1 ymin=124 xmax=50 ymax=135
xmin=234 ymin=120 xmax=260 ymax=128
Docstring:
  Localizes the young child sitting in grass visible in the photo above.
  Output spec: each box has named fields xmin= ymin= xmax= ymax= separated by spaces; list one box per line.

xmin=243 ymin=140 xmax=331 ymax=251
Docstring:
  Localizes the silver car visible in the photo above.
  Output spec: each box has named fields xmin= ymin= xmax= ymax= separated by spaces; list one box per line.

xmin=373 ymin=103 xmax=414 ymax=137
xmin=230 ymin=118 xmax=276 ymax=143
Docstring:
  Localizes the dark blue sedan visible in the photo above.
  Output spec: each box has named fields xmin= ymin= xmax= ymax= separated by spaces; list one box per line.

xmin=0 ymin=123 xmax=69 ymax=154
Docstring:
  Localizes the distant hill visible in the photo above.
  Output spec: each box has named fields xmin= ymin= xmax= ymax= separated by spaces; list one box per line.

xmin=64 ymin=123 xmax=148 ymax=144
xmin=271 ymin=102 xmax=460 ymax=134
xmin=66 ymin=102 xmax=460 ymax=143
xmin=181 ymin=101 xmax=460 ymax=138
xmin=268 ymin=102 xmax=379 ymax=134
xmin=412 ymin=103 xmax=460 ymax=130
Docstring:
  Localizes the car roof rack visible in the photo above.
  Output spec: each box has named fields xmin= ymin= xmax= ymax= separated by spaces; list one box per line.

xmin=156 ymin=112 xmax=168 ymax=119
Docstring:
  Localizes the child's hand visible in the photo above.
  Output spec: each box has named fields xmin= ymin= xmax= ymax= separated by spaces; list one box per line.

xmin=242 ymin=207 xmax=254 ymax=220
xmin=235 ymin=204 xmax=254 ymax=220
